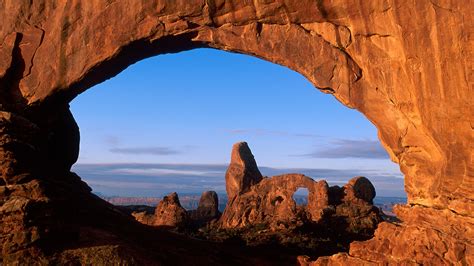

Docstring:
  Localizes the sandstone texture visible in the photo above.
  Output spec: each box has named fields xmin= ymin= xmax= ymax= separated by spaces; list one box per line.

xmin=220 ymin=145 xmax=381 ymax=237
xmin=225 ymin=142 xmax=263 ymax=200
xmin=129 ymin=145 xmax=381 ymax=260
xmin=154 ymin=192 xmax=189 ymax=228
xmin=221 ymin=174 xmax=382 ymax=235
xmin=0 ymin=0 xmax=472 ymax=264
xmin=343 ymin=176 xmax=376 ymax=204
xmin=131 ymin=211 xmax=155 ymax=226
xmin=130 ymin=191 xmax=220 ymax=230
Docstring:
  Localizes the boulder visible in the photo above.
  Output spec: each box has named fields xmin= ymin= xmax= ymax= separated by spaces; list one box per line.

xmin=333 ymin=177 xmax=382 ymax=237
xmin=343 ymin=176 xmax=376 ymax=204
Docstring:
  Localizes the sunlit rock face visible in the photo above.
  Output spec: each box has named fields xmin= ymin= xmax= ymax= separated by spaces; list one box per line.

xmin=221 ymin=173 xmax=383 ymax=234
xmin=225 ymin=142 xmax=263 ymax=200
xmin=220 ymin=144 xmax=382 ymax=238
xmin=153 ymin=192 xmax=189 ymax=228
xmin=130 ymin=191 xmax=221 ymax=229
xmin=0 ymin=0 xmax=472 ymax=264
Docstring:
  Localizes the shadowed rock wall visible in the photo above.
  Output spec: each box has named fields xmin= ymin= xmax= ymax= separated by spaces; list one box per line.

xmin=0 ymin=0 xmax=472 ymax=264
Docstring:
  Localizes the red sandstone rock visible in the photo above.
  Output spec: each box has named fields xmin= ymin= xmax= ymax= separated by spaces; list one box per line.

xmin=189 ymin=191 xmax=221 ymax=226
xmin=225 ymin=142 xmax=263 ymax=200
xmin=131 ymin=211 xmax=155 ymax=226
xmin=220 ymin=172 xmax=381 ymax=235
xmin=221 ymin=173 xmax=330 ymax=229
xmin=312 ymin=205 xmax=474 ymax=265
xmin=154 ymin=192 xmax=189 ymax=229
xmin=0 ymin=0 xmax=472 ymax=264
xmin=343 ymin=176 xmax=376 ymax=204
xmin=196 ymin=191 xmax=219 ymax=216
xmin=220 ymin=143 xmax=382 ymax=236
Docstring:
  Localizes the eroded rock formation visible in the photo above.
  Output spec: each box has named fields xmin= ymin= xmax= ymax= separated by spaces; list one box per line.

xmin=343 ymin=176 xmax=376 ymax=204
xmin=220 ymin=144 xmax=382 ymax=237
xmin=225 ymin=142 xmax=263 ymax=200
xmin=222 ymin=173 xmax=326 ymax=228
xmin=131 ymin=210 xmax=155 ymax=226
xmin=0 ymin=0 xmax=472 ymax=264
xmin=153 ymin=192 xmax=189 ymax=228
xmin=130 ymin=191 xmax=221 ymax=230
xmin=189 ymin=191 xmax=221 ymax=227
xmin=328 ymin=177 xmax=381 ymax=237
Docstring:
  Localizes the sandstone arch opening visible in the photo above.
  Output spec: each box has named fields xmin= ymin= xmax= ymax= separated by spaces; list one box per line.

xmin=1 ymin=2 xmax=470 ymax=264
xmin=293 ymin=187 xmax=309 ymax=206
xmin=70 ymin=48 xmax=405 ymax=204
xmin=68 ymin=47 xmax=405 ymax=262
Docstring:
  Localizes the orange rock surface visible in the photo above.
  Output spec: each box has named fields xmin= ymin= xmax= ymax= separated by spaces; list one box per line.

xmin=0 ymin=0 xmax=472 ymax=264
xmin=221 ymin=142 xmax=382 ymax=238
xmin=153 ymin=192 xmax=189 ymax=228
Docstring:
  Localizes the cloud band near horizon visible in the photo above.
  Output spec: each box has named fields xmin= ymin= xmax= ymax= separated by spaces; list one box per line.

xmin=72 ymin=162 xmax=405 ymax=198
xmin=299 ymin=139 xmax=389 ymax=159
xmin=109 ymin=146 xmax=181 ymax=155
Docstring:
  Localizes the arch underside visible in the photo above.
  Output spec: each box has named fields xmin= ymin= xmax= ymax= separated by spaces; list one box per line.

xmin=0 ymin=0 xmax=472 ymax=264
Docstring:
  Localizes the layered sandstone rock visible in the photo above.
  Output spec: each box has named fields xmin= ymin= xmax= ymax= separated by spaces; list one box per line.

xmin=154 ymin=192 xmax=189 ymax=228
xmin=0 ymin=0 xmax=472 ymax=264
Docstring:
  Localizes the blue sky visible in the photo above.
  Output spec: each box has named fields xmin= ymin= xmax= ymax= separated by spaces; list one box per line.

xmin=70 ymin=48 xmax=405 ymax=197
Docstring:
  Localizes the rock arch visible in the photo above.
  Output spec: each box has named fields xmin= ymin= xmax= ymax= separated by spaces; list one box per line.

xmin=0 ymin=1 xmax=472 ymax=264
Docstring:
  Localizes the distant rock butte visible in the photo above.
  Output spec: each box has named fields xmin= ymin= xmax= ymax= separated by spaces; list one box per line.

xmin=0 ymin=1 xmax=472 ymax=264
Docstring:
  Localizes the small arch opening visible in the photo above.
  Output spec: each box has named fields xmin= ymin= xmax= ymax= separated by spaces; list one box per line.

xmin=293 ymin=187 xmax=309 ymax=206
